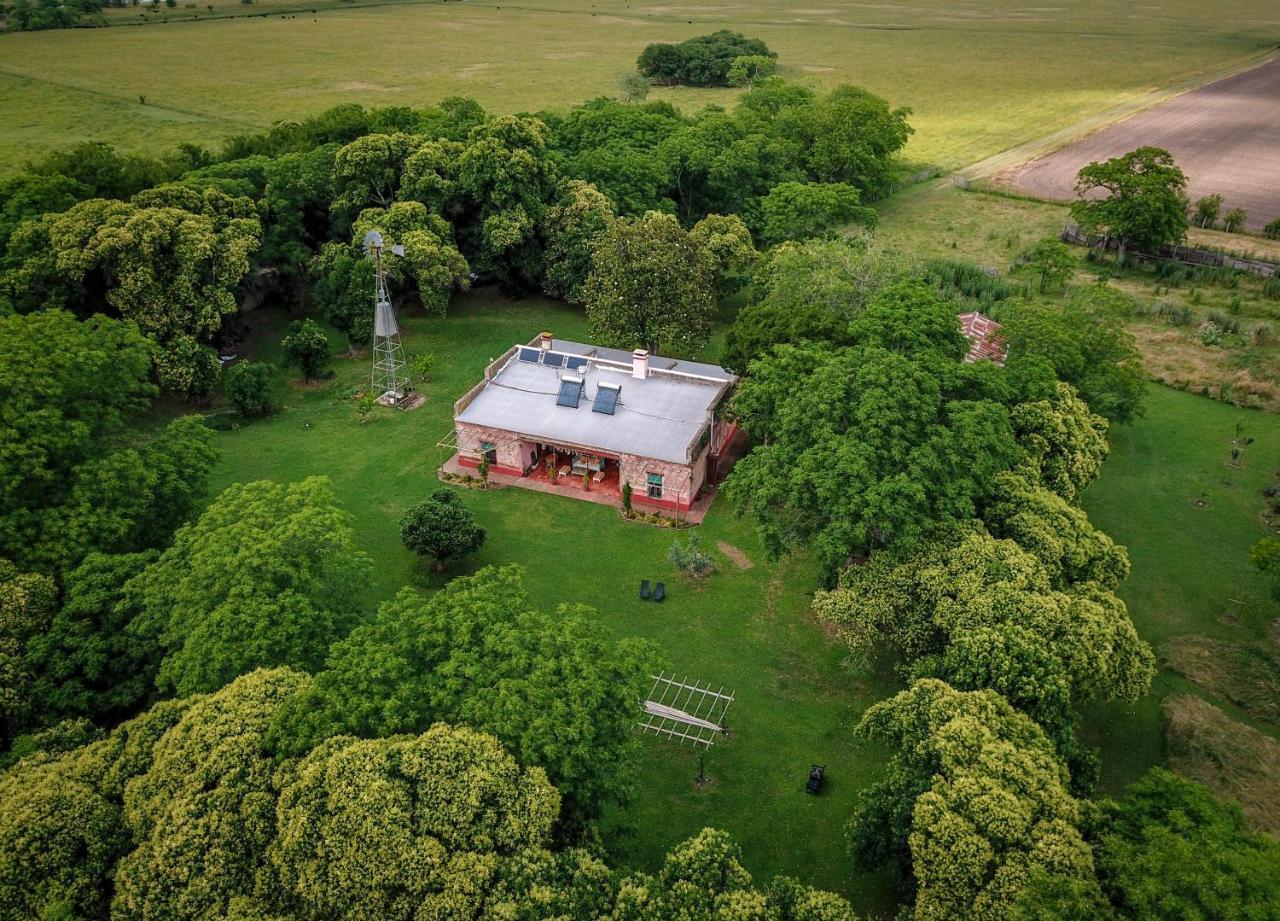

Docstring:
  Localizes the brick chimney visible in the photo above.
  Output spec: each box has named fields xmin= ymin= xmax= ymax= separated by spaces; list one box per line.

xmin=539 ymin=331 xmax=554 ymax=351
xmin=631 ymin=349 xmax=649 ymax=379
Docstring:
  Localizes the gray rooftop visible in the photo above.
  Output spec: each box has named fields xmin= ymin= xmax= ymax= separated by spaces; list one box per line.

xmin=456 ymin=339 xmax=735 ymax=463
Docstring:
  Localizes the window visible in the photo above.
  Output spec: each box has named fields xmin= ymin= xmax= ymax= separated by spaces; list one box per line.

xmin=646 ymin=472 xmax=664 ymax=499
xmin=480 ymin=441 xmax=497 ymax=464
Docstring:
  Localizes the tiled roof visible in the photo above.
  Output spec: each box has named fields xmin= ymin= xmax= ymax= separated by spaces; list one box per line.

xmin=958 ymin=311 xmax=1008 ymax=366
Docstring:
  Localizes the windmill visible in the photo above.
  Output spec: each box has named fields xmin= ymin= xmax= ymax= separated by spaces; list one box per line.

xmin=363 ymin=230 xmax=406 ymax=405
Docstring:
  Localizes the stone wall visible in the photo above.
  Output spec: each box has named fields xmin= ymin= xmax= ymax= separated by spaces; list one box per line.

xmin=455 ymin=421 xmax=529 ymax=475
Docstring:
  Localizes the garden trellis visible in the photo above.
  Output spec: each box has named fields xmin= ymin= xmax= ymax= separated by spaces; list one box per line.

xmin=640 ymin=673 xmax=734 ymax=748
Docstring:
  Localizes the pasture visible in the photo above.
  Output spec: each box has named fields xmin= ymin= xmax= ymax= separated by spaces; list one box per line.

xmin=1010 ymin=55 xmax=1280 ymax=231
xmin=2 ymin=0 xmax=1280 ymax=173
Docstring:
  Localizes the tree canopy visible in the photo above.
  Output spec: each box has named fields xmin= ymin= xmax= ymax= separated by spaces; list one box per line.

xmin=636 ymin=31 xmax=776 ymax=87
xmin=126 ymin=477 xmax=371 ymax=696
xmin=1072 ymin=146 xmax=1189 ymax=258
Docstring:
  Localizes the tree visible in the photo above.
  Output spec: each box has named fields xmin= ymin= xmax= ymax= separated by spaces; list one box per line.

xmin=541 ymin=180 xmax=615 ymax=301
xmin=0 ymin=560 xmax=58 ymax=747
xmin=1011 ymin=381 xmax=1110 ymax=501
xmin=759 ymin=181 xmax=875 ymax=245
xmin=3 ymin=195 xmax=261 ymax=396
xmin=281 ymin=318 xmax=331 ymax=382
xmin=26 ymin=551 xmax=159 ymax=726
xmin=983 ymin=471 xmax=1130 ymax=589
xmin=583 ymin=211 xmax=717 ymax=356
xmin=999 ymin=290 xmax=1145 ymax=423
xmin=454 ymin=115 xmax=560 ymax=289
xmin=1222 ymin=207 xmax=1247 ymax=233
xmin=720 ymin=235 xmax=906 ymax=374
xmin=636 ymin=31 xmax=775 ymax=87
xmin=352 ymin=201 xmax=469 ymax=316
xmin=0 ymin=698 xmax=191 ymax=921
xmin=112 ymin=668 xmax=312 ymax=920
xmin=266 ymin=725 xmax=560 ymax=920
xmin=1072 ymin=147 xmax=1189 ymax=260
xmin=815 ymin=526 xmax=1155 ymax=747
xmin=1192 ymin=193 xmax=1222 ymax=228
xmin=223 ymin=361 xmax=277 ymax=417
xmin=1264 ymin=217 xmax=1280 ymax=240
xmin=689 ymin=212 xmax=758 ymax=300
xmin=330 ymin=132 xmax=422 ymax=219
xmin=724 ymin=289 xmax=1021 ymax=574
xmin=851 ymin=680 xmax=1102 ymax=921
xmin=126 ymin=477 xmax=372 ymax=695
xmin=1092 ymin=769 xmax=1280 ymax=920
xmin=309 ymin=242 xmax=375 ymax=352
xmin=1020 ymin=238 xmax=1075 ymax=292
xmin=791 ymin=85 xmax=913 ymax=198
xmin=727 ymin=54 xmax=777 ymax=87
xmin=269 ymin=564 xmax=657 ymax=833
xmin=399 ymin=489 xmax=486 ymax=570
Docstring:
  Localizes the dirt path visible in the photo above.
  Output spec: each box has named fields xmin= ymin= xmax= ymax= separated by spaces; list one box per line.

xmin=716 ymin=541 xmax=753 ymax=571
xmin=1000 ymin=55 xmax=1280 ymax=231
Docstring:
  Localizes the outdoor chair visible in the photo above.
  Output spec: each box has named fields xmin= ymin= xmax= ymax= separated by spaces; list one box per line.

xmin=653 ymin=582 xmax=666 ymax=603
xmin=639 ymin=579 xmax=651 ymax=600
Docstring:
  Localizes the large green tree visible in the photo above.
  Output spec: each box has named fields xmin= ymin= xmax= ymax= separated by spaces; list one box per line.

xmin=2 ymin=194 xmax=261 ymax=396
xmin=725 ymin=284 xmax=1021 ymax=573
xmin=270 ymin=564 xmax=655 ymax=833
xmin=1091 ymin=768 xmax=1280 ymax=920
xmin=1072 ymin=146 xmax=1189 ymax=260
xmin=127 ymin=477 xmax=372 ymax=696
xmin=851 ymin=680 xmax=1102 ymax=921
xmin=540 ymin=179 xmax=616 ymax=302
xmin=0 ymin=560 xmax=58 ymax=748
xmin=759 ymin=181 xmax=875 ymax=245
xmin=583 ymin=210 xmax=717 ymax=356
xmin=352 ymin=201 xmax=469 ymax=316
xmin=0 ymin=311 xmax=215 ymax=574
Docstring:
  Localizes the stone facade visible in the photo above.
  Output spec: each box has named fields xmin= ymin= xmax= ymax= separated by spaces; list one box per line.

xmin=454 ymin=420 xmax=708 ymax=511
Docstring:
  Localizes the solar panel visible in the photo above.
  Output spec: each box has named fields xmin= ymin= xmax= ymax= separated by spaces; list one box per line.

xmin=518 ymin=347 xmax=540 ymax=363
xmin=565 ymin=355 xmax=589 ymax=371
xmin=593 ymin=382 xmax=621 ymax=415
xmin=556 ymin=375 xmax=584 ymax=408
xmin=542 ymin=351 xmax=565 ymax=368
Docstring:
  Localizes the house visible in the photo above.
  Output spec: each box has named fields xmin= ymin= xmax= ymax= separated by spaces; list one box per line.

xmin=958 ymin=310 xmax=1008 ymax=365
xmin=451 ymin=333 xmax=739 ymax=512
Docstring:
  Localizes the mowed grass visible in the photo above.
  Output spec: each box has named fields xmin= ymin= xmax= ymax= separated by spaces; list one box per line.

xmin=205 ymin=290 xmax=899 ymax=912
xmin=2 ymin=0 xmax=1279 ymax=173
xmin=1077 ymin=384 xmax=1280 ymax=792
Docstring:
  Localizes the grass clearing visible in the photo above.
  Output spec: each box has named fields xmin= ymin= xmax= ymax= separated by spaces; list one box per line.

xmin=2 ymin=0 xmax=1278 ymax=172
xmin=1164 ymin=694 xmax=1280 ymax=836
xmin=1077 ymin=384 xmax=1280 ymax=793
xmin=1162 ymin=635 xmax=1280 ymax=725
xmin=204 ymin=290 xmax=899 ymax=913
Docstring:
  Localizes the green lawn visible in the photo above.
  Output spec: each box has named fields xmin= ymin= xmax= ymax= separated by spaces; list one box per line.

xmin=207 ymin=290 xmax=900 ymax=913
xmin=2 ymin=0 xmax=1278 ymax=173
xmin=1079 ymin=384 xmax=1280 ymax=792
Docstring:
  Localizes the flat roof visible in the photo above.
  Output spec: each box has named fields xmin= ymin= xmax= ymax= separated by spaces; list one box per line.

xmin=456 ymin=340 xmax=734 ymax=463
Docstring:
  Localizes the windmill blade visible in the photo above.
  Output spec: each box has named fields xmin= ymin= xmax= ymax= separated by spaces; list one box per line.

xmin=390 ymin=244 xmax=405 ymax=257
xmin=361 ymin=229 xmax=384 ymax=254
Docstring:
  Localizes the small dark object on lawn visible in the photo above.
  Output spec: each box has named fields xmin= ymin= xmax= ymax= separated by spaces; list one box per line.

xmin=806 ymin=764 xmax=825 ymax=795
xmin=640 ymin=579 xmax=651 ymax=600
xmin=653 ymin=582 xmax=666 ymax=603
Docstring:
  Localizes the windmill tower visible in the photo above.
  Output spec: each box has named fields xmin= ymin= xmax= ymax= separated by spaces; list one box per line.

xmin=363 ymin=230 xmax=406 ymax=405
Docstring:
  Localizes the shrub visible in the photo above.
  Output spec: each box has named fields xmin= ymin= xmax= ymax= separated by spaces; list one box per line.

xmin=280 ymin=318 xmax=331 ymax=382
xmin=1263 ymin=217 xmax=1280 ymax=240
xmin=222 ymin=361 xmax=277 ymax=418
xmin=400 ymin=489 xmax=486 ymax=570
xmin=669 ymin=531 xmax=715 ymax=577
xmin=1193 ymin=194 xmax=1223 ymax=228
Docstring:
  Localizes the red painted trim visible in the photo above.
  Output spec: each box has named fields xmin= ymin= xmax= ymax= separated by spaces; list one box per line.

xmin=633 ymin=492 xmax=693 ymax=512
xmin=457 ymin=456 xmax=523 ymax=477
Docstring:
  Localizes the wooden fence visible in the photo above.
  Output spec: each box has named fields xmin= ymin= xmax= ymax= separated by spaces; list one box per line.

xmin=1061 ymin=223 xmax=1277 ymax=279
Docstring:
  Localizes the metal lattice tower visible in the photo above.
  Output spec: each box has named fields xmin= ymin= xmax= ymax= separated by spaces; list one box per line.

xmin=363 ymin=230 xmax=405 ymax=403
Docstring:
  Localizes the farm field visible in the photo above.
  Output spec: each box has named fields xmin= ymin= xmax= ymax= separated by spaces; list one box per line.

xmin=2 ymin=0 xmax=1279 ymax=173
xmin=203 ymin=291 xmax=901 ymax=912
xmin=1010 ymin=55 xmax=1280 ymax=230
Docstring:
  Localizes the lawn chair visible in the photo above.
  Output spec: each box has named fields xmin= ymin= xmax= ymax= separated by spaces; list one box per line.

xmin=653 ymin=582 xmax=666 ymax=603
xmin=639 ymin=579 xmax=651 ymax=601
xmin=806 ymin=764 xmax=825 ymax=795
